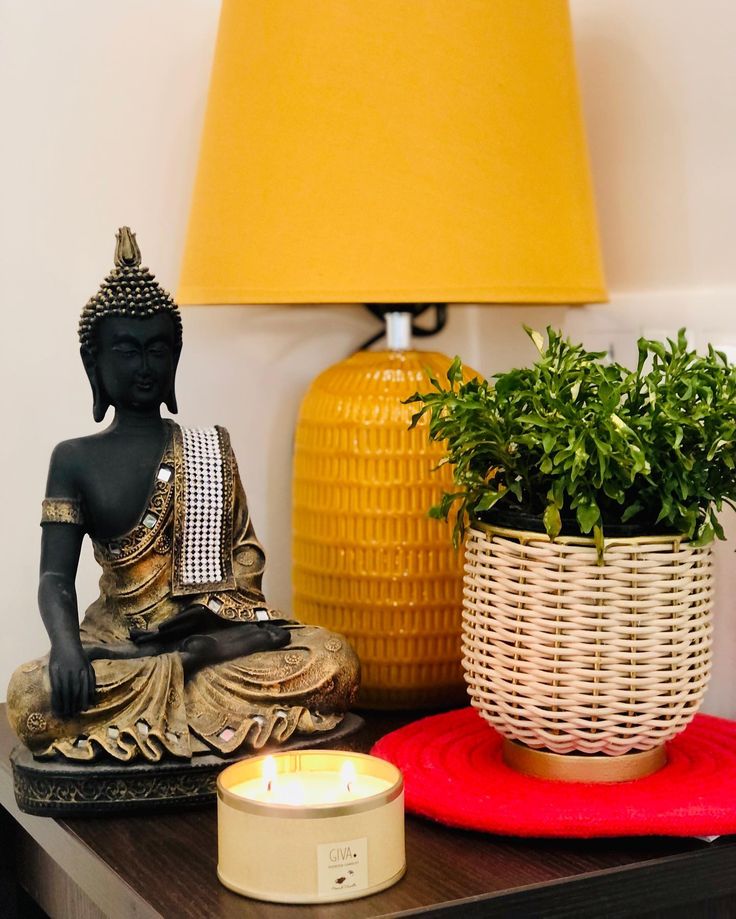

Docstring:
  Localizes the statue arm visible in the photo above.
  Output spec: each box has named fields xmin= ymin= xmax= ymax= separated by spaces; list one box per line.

xmin=39 ymin=443 xmax=96 ymax=717
xmin=231 ymin=452 xmax=267 ymax=596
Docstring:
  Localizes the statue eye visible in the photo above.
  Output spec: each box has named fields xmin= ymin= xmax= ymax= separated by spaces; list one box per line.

xmin=148 ymin=345 xmax=170 ymax=357
xmin=111 ymin=343 xmax=138 ymax=356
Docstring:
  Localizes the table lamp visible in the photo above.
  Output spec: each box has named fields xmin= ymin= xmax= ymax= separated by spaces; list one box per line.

xmin=178 ymin=0 xmax=606 ymax=708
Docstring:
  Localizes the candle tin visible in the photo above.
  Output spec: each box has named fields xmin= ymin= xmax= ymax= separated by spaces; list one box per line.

xmin=217 ymin=750 xmax=405 ymax=903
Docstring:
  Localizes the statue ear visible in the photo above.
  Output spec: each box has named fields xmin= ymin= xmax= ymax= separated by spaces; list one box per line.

xmin=82 ymin=353 xmax=110 ymax=423
xmin=164 ymin=347 xmax=181 ymax=415
xmin=164 ymin=386 xmax=178 ymax=415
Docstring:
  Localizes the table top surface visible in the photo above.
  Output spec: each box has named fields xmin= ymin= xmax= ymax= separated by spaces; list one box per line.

xmin=2 ymin=704 xmax=735 ymax=919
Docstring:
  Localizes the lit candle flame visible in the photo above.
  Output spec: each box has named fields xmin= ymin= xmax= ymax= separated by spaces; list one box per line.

xmin=262 ymin=755 xmax=277 ymax=793
xmin=341 ymin=759 xmax=357 ymax=794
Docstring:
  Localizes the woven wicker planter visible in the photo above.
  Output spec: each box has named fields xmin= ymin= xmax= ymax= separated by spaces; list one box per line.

xmin=462 ymin=523 xmax=714 ymax=760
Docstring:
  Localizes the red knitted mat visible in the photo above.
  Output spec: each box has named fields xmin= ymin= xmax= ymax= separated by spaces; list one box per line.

xmin=371 ymin=708 xmax=736 ymax=838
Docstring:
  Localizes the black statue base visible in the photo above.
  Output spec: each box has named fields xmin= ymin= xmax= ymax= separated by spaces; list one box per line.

xmin=11 ymin=713 xmax=364 ymax=817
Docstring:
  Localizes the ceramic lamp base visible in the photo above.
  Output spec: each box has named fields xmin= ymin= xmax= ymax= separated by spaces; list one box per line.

xmin=502 ymin=739 xmax=668 ymax=783
xmin=293 ymin=349 xmax=473 ymax=709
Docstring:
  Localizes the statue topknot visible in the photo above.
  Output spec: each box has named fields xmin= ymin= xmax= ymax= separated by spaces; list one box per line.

xmin=78 ymin=227 xmax=182 ymax=362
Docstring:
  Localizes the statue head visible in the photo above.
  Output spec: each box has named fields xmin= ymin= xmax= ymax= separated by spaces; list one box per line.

xmin=79 ymin=228 xmax=183 ymax=422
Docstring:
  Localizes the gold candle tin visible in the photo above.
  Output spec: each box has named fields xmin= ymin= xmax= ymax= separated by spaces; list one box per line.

xmin=217 ymin=750 xmax=405 ymax=903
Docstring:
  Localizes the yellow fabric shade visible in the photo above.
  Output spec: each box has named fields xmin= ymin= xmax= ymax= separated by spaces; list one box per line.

xmin=179 ymin=0 xmax=606 ymax=305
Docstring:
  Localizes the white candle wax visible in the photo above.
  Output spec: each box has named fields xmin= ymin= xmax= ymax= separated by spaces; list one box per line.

xmin=231 ymin=770 xmax=391 ymax=805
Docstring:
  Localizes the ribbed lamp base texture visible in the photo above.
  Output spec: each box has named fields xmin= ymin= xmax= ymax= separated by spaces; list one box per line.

xmin=292 ymin=350 xmax=467 ymax=709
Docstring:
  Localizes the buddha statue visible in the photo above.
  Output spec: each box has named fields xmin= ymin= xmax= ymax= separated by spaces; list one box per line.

xmin=7 ymin=228 xmax=359 ymax=767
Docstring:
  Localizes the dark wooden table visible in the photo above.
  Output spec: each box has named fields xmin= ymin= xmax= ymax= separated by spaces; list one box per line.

xmin=2 ymin=705 xmax=736 ymax=919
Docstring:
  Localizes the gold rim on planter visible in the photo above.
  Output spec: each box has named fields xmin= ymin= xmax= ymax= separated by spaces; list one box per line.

xmin=462 ymin=524 xmax=714 ymax=764
xmin=502 ymin=739 xmax=668 ymax=783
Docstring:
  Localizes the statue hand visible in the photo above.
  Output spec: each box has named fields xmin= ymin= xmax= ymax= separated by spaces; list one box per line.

xmin=256 ymin=621 xmax=292 ymax=650
xmin=130 ymin=604 xmax=212 ymax=645
xmin=49 ymin=642 xmax=96 ymax=718
xmin=179 ymin=621 xmax=292 ymax=675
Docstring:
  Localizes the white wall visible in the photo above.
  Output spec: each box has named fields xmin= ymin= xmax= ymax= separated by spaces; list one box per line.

xmin=1 ymin=1 xmax=734 ymax=716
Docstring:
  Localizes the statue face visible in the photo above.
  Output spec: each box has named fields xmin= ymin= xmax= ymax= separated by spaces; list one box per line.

xmin=94 ymin=313 xmax=177 ymax=413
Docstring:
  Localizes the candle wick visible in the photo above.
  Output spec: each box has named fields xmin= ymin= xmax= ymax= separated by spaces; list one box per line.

xmin=346 ymin=781 xmax=353 ymax=793
xmin=266 ymin=780 xmax=273 ymax=793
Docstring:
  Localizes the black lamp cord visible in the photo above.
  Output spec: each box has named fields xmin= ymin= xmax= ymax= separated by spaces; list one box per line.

xmin=356 ymin=304 xmax=448 ymax=352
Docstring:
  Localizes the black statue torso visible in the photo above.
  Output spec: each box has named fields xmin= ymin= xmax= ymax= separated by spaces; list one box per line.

xmin=49 ymin=422 xmax=170 ymax=541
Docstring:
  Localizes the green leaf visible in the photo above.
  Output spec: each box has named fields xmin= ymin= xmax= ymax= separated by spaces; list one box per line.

xmin=508 ymin=479 xmax=523 ymax=501
xmin=524 ymin=326 xmax=546 ymax=354
xmin=691 ymin=523 xmax=715 ymax=547
xmin=593 ymin=525 xmax=605 ymax=563
xmin=576 ymin=501 xmax=600 ymax=534
xmin=446 ymin=355 xmax=463 ymax=386
xmin=474 ymin=491 xmax=504 ymax=512
xmin=610 ymin=413 xmax=632 ymax=434
xmin=548 ymin=480 xmax=564 ymax=509
xmin=543 ymin=503 xmax=562 ymax=539
xmin=707 ymin=439 xmax=727 ymax=461
xmin=621 ymin=502 xmax=643 ymax=522
xmin=408 ymin=410 xmax=424 ymax=430
xmin=712 ymin=516 xmax=726 ymax=540
xmin=542 ymin=432 xmax=556 ymax=453
xmin=647 ymin=340 xmax=667 ymax=360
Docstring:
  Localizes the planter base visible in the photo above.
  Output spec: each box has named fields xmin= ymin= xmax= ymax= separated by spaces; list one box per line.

xmin=502 ymin=739 xmax=667 ymax=783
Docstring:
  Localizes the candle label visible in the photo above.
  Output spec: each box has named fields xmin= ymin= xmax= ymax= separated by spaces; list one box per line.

xmin=317 ymin=837 xmax=368 ymax=896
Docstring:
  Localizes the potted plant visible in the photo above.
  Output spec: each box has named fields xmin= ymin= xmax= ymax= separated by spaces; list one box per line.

xmin=406 ymin=328 xmax=736 ymax=781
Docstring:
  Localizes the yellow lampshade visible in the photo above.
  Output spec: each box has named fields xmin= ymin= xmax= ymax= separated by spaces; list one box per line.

xmin=179 ymin=0 xmax=606 ymax=306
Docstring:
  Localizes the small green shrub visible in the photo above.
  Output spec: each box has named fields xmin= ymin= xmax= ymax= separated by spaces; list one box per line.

xmin=406 ymin=327 xmax=736 ymax=554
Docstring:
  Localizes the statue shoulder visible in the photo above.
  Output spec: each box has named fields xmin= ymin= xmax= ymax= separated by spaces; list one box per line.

xmin=46 ymin=434 xmax=102 ymax=498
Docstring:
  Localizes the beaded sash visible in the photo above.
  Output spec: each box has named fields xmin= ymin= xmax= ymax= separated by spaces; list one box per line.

xmin=172 ymin=425 xmax=236 ymax=596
